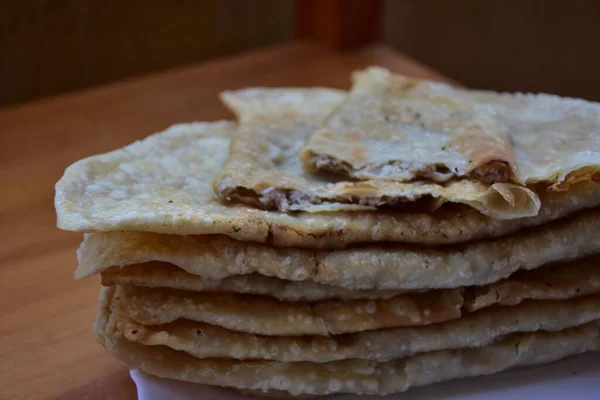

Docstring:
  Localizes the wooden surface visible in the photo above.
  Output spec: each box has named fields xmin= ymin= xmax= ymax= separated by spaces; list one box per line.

xmin=0 ymin=42 xmax=448 ymax=400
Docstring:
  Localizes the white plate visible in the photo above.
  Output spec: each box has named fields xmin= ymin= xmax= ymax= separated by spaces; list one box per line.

xmin=131 ymin=351 xmax=600 ymax=399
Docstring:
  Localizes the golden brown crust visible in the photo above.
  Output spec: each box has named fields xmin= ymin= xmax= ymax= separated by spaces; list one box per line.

xmin=101 ymin=263 xmax=410 ymax=301
xmin=77 ymin=209 xmax=600 ymax=290
xmin=116 ymin=285 xmax=464 ymax=335
xmin=106 ymin=253 xmax=600 ymax=337
xmin=117 ymin=295 xmax=600 ymax=363
xmin=98 ymin=254 xmax=600 ymax=307
xmin=95 ymin=288 xmax=600 ymax=396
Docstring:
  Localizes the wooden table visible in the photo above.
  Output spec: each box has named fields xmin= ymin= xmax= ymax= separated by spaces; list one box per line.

xmin=0 ymin=42 xmax=448 ymax=400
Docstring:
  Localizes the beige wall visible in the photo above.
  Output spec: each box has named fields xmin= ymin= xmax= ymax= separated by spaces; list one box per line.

xmin=0 ymin=0 xmax=293 ymax=107
xmin=4 ymin=0 xmax=599 ymax=107
xmin=383 ymin=0 xmax=600 ymax=100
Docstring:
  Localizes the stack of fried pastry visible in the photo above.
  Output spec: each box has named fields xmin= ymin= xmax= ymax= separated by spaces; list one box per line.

xmin=55 ymin=67 xmax=600 ymax=397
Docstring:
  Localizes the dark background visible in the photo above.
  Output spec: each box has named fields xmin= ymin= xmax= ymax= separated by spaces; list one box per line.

xmin=2 ymin=0 xmax=598 ymax=107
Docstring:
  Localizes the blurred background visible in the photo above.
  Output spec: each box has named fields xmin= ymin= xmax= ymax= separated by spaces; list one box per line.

xmin=2 ymin=0 xmax=598 ymax=107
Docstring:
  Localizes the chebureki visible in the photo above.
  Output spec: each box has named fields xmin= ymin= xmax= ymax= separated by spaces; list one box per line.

xmin=55 ymin=67 xmax=600 ymax=398
xmin=55 ymin=115 xmax=600 ymax=249
xmin=301 ymin=67 xmax=600 ymax=189
xmin=214 ymin=87 xmax=541 ymax=219
xmin=216 ymin=69 xmax=600 ymax=218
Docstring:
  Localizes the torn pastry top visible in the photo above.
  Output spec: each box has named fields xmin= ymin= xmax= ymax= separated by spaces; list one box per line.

xmin=301 ymin=67 xmax=517 ymax=184
xmin=214 ymin=87 xmax=541 ymax=219
xmin=301 ymin=67 xmax=600 ymax=190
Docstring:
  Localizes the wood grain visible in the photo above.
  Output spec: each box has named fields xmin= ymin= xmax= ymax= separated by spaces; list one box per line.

xmin=0 ymin=42 xmax=449 ymax=400
xmin=295 ymin=0 xmax=382 ymax=49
